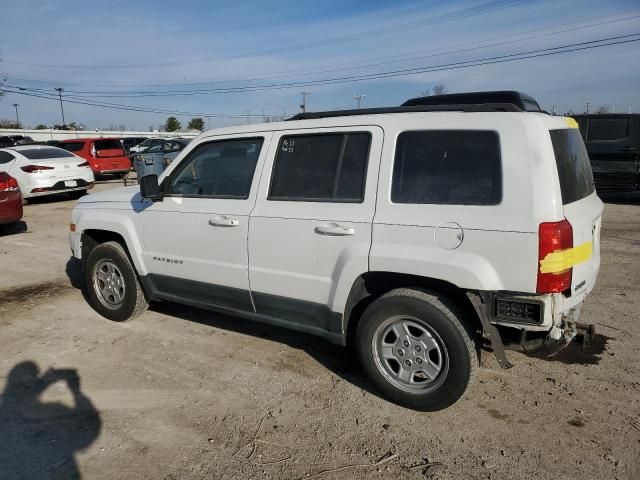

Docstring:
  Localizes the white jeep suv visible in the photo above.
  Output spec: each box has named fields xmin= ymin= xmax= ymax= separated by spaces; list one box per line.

xmin=70 ymin=96 xmax=602 ymax=410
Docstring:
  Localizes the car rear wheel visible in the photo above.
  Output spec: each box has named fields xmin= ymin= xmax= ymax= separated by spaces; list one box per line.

xmin=84 ymin=241 xmax=148 ymax=322
xmin=356 ymin=288 xmax=478 ymax=411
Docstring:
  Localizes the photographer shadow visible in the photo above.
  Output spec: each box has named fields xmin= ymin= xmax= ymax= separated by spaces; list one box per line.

xmin=0 ymin=361 xmax=101 ymax=480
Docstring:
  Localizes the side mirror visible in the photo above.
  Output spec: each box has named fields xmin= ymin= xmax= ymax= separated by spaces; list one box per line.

xmin=140 ymin=174 xmax=163 ymax=201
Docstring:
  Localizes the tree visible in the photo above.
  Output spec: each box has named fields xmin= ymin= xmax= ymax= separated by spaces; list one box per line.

xmin=164 ymin=117 xmax=181 ymax=132
xmin=595 ymin=105 xmax=610 ymax=114
xmin=420 ymin=83 xmax=447 ymax=97
xmin=35 ymin=124 xmax=49 ymax=130
xmin=0 ymin=119 xmax=20 ymax=128
xmin=187 ymin=117 xmax=205 ymax=131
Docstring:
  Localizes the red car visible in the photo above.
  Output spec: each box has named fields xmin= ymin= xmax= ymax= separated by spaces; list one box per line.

xmin=0 ymin=171 xmax=23 ymax=234
xmin=58 ymin=138 xmax=131 ymax=177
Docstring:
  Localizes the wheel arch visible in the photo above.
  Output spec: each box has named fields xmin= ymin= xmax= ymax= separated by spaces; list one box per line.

xmin=343 ymin=271 xmax=482 ymax=346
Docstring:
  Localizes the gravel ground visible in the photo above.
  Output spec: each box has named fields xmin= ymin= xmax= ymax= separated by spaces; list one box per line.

xmin=0 ymin=182 xmax=638 ymax=480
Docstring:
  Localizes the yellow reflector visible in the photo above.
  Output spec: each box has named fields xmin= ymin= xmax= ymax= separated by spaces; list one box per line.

xmin=540 ymin=241 xmax=592 ymax=274
xmin=564 ymin=117 xmax=579 ymax=129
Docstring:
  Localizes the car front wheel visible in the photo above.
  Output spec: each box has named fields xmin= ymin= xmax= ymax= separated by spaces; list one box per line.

xmin=356 ymin=288 xmax=478 ymax=411
xmin=84 ymin=241 xmax=148 ymax=322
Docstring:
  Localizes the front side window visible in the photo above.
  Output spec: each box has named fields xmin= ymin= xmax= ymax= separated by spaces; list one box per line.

xmin=167 ymin=138 xmax=263 ymax=199
xmin=392 ymin=130 xmax=502 ymax=205
xmin=269 ymin=132 xmax=370 ymax=202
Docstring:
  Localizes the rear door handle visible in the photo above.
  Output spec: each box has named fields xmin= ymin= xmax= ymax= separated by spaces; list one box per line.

xmin=208 ymin=216 xmax=239 ymax=227
xmin=314 ymin=223 xmax=355 ymax=236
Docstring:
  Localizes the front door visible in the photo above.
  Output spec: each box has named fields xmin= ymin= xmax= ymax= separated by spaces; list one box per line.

xmin=249 ymin=127 xmax=383 ymax=334
xmin=141 ymin=134 xmax=271 ymax=312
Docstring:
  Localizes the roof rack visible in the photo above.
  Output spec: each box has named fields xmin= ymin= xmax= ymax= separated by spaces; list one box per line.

xmin=288 ymin=103 xmax=522 ymax=121
xmin=402 ymin=90 xmax=541 ymax=112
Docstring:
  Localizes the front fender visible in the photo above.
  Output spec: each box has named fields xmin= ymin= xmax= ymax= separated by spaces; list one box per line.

xmin=72 ymin=207 xmax=147 ymax=275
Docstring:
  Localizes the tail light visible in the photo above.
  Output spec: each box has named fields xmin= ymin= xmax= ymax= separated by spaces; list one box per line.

xmin=537 ymin=219 xmax=573 ymax=294
xmin=90 ymin=143 xmax=96 ymax=157
xmin=0 ymin=172 xmax=20 ymax=192
xmin=21 ymin=165 xmax=55 ymax=173
xmin=78 ymin=161 xmax=89 ymax=167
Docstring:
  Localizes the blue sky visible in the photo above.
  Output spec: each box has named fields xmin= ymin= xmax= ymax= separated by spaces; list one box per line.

xmin=1 ymin=0 xmax=639 ymax=129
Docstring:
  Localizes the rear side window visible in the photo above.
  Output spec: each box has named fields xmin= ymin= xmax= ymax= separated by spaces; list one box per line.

xmin=59 ymin=142 xmax=84 ymax=152
xmin=392 ymin=130 xmax=501 ymax=205
xmin=94 ymin=139 xmax=124 ymax=151
xmin=0 ymin=151 xmax=15 ymax=164
xmin=269 ymin=132 xmax=370 ymax=202
xmin=18 ymin=147 xmax=76 ymax=160
xmin=550 ymin=129 xmax=595 ymax=205
xmin=587 ymin=118 xmax=629 ymax=141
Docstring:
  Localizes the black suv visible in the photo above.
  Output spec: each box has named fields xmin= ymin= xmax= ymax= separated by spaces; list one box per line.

xmin=573 ymin=114 xmax=640 ymax=193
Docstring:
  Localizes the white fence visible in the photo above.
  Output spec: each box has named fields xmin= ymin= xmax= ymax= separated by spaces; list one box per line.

xmin=0 ymin=128 xmax=200 ymax=142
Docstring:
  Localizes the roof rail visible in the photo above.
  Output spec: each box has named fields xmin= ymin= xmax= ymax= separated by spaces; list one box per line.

xmin=287 ymin=103 xmax=522 ymax=121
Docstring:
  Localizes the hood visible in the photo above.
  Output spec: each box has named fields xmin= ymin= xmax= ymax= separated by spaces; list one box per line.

xmin=78 ymin=185 xmax=144 ymax=204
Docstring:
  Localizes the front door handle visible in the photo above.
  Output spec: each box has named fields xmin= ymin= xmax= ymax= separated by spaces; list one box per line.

xmin=314 ymin=223 xmax=355 ymax=236
xmin=209 ymin=216 xmax=239 ymax=227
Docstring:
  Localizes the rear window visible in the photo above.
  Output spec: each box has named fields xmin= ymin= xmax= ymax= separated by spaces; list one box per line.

xmin=18 ymin=147 xmax=76 ymax=160
xmin=550 ymin=129 xmax=595 ymax=205
xmin=59 ymin=142 xmax=84 ymax=152
xmin=587 ymin=118 xmax=629 ymax=141
xmin=392 ymin=130 xmax=502 ymax=205
xmin=94 ymin=139 xmax=124 ymax=151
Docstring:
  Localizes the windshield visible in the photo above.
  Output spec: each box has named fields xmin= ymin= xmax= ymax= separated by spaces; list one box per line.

xmin=18 ymin=147 xmax=77 ymax=160
xmin=550 ymin=129 xmax=595 ymax=205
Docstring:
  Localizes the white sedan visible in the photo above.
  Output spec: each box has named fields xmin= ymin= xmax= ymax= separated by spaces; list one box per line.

xmin=0 ymin=145 xmax=95 ymax=201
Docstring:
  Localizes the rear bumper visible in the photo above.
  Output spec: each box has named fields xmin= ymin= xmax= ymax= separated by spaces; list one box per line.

xmin=0 ymin=191 xmax=23 ymax=224
xmin=25 ymin=180 xmax=94 ymax=198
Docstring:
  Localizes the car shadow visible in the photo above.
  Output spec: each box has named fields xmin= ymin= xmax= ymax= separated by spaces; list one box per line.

xmin=599 ymin=192 xmax=640 ymax=205
xmin=523 ymin=333 xmax=613 ymax=366
xmin=0 ymin=220 xmax=28 ymax=236
xmin=64 ymin=256 xmax=378 ymax=399
xmin=0 ymin=361 xmax=101 ymax=479
xmin=150 ymin=301 xmax=377 ymax=395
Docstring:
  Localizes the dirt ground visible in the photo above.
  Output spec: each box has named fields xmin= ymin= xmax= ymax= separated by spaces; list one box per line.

xmin=0 ymin=181 xmax=638 ymax=480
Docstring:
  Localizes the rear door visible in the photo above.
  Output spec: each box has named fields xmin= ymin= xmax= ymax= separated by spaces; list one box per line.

xmin=249 ymin=127 xmax=383 ymax=334
xmin=549 ymin=128 xmax=604 ymax=296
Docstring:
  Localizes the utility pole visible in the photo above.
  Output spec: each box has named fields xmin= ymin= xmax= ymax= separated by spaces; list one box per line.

xmin=55 ymin=88 xmax=66 ymax=126
xmin=585 ymin=102 xmax=590 ymax=114
xmin=12 ymin=103 xmax=20 ymax=126
xmin=551 ymin=104 xmax=556 ymax=115
xmin=300 ymin=91 xmax=310 ymax=113
xmin=354 ymin=93 xmax=366 ymax=110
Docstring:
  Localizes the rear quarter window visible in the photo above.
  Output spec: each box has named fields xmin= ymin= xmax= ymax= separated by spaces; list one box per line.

xmin=550 ymin=129 xmax=595 ymax=205
xmin=59 ymin=142 xmax=85 ymax=152
xmin=392 ymin=130 xmax=502 ymax=205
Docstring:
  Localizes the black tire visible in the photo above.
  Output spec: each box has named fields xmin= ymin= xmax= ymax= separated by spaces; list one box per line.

xmin=0 ymin=222 xmax=17 ymax=235
xmin=356 ymin=288 xmax=477 ymax=411
xmin=68 ymin=189 xmax=88 ymax=200
xmin=84 ymin=241 xmax=148 ymax=322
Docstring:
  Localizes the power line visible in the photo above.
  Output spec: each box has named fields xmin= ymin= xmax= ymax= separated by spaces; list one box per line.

xmin=0 ymin=0 xmax=526 ymax=69
xmin=4 ymin=10 xmax=637 ymax=89
xmin=8 ymin=33 xmax=638 ymax=99
xmin=3 ymin=33 xmax=638 ymax=116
